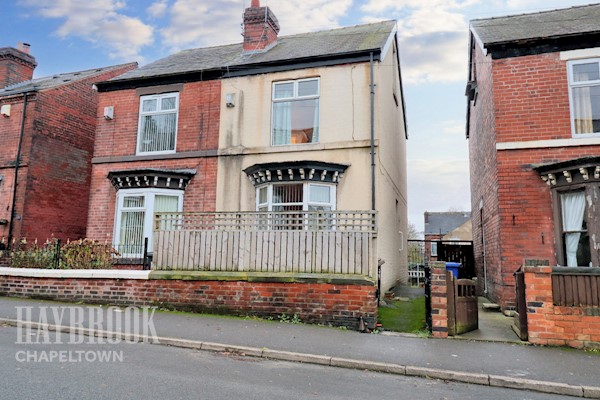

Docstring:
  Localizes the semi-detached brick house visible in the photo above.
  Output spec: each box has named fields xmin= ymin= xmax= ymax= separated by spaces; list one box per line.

xmin=0 ymin=43 xmax=136 ymax=243
xmin=467 ymin=4 xmax=600 ymax=310
xmin=88 ymin=1 xmax=408 ymax=293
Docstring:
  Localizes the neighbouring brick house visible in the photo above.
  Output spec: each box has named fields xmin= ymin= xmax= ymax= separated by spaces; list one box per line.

xmin=0 ymin=43 xmax=136 ymax=243
xmin=423 ymin=211 xmax=471 ymax=262
xmin=87 ymin=1 xmax=408 ymax=294
xmin=467 ymin=5 xmax=600 ymax=311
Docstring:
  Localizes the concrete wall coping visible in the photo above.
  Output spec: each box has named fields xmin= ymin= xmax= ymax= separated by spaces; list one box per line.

xmin=149 ymin=270 xmax=376 ymax=285
xmin=0 ymin=267 xmax=150 ymax=280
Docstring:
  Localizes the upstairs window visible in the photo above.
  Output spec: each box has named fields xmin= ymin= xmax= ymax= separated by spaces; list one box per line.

xmin=568 ymin=59 xmax=600 ymax=136
xmin=272 ymin=78 xmax=320 ymax=145
xmin=137 ymin=93 xmax=179 ymax=154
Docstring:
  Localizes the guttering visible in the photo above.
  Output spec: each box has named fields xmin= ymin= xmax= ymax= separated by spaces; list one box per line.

xmin=8 ymin=91 xmax=32 ymax=248
xmin=369 ymin=52 xmax=376 ymax=211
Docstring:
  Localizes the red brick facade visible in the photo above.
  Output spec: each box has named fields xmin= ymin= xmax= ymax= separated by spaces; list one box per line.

xmin=468 ymin=43 xmax=600 ymax=309
xmin=86 ymin=80 xmax=221 ymax=243
xmin=0 ymin=275 xmax=377 ymax=328
xmin=0 ymin=64 xmax=137 ymax=242
xmin=524 ymin=266 xmax=600 ymax=348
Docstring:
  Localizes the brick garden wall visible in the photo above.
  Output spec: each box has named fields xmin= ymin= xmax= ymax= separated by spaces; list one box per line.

xmin=429 ymin=263 xmax=449 ymax=338
xmin=524 ymin=266 xmax=600 ymax=349
xmin=0 ymin=274 xmax=377 ymax=329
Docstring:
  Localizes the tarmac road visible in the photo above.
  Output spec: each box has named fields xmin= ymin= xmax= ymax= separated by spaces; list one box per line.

xmin=0 ymin=325 xmax=577 ymax=400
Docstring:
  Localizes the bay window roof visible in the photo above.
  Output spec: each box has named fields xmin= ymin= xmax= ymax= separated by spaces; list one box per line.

xmin=243 ymin=161 xmax=348 ymax=187
xmin=533 ymin=156 xmax=600 ymax=187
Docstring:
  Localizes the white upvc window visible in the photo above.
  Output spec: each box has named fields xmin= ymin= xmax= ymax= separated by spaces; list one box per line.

xmin=431 ymin=242 xmax=438 ymax=257
xmin=114 ymin=189 xmax=183 ymax=257
xmin=256 ymin=183 xmax=335 ymax=211
xmin=271 ymin=78 xmax=320 ymax=145
xmin=256 ymin=183 xmax=335 ymax=229
xmin=137 ymin=93 xmax=179 ymax=154
xmin=568 ymin=59 xmax=600 ymax=136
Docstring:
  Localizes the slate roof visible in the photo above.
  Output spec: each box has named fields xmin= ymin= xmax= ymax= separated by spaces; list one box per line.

xmin=107 ymin=20 xmax=397 ymax=84
xmin=0 ymin=63 xmax=137 ymax=96
xmin=471 ymin=3 xmax=600 ymax=46
xmin=424 ymin=212 xmax=471 ymax=236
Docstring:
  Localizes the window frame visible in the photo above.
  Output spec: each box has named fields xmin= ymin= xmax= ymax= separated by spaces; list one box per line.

xmin=255 ymin=182 xmax=336 ymax=212
xmin=136 ymin=92 xmax=180 ymax=155
xmin=271 ymin=78 xmax=320 ymax=146
xmin=431 ymin=241 xmax=438 ymax=257
xmin=255 ymin=182 xmax=336 ymax=230
xmin=114 ymin=188 xmax=183 ymax=257
xmin=567 ymin=58 xmax=600 ymax=138
xmin=552 ymin=184 xmax=599 ymax=267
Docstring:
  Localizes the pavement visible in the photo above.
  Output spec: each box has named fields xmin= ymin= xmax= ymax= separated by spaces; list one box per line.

xmin=0 ymin=295 xmax=599 ymax=398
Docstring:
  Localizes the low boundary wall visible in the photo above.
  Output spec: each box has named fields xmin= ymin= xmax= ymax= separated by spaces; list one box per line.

xmin=524 ymin=266 xmax=600 ymax=348
xmin=0 ymin=268 xmax=377 ymax=329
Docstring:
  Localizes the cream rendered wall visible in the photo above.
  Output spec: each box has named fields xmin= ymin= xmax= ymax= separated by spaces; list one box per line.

xmin=216 ymin=44 xmax=407 ymax=293
xmin=217 ymin=63 xmax=374 ymax=212
xmin=372 ymin=38 xmax=408 ymax=291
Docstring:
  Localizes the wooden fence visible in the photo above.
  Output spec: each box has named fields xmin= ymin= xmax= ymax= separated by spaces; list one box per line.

xmin=152 ymin=211 xmax=377 ymax=276
xmin=552 ymin=267 xmax=600 ymax=307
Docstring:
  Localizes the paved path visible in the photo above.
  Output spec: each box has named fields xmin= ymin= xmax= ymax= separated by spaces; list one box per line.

xmin=0 ymin=296 xmax=598 ymax=398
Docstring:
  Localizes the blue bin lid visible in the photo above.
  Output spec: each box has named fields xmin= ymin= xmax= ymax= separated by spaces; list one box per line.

xmin=445 ymin=262 xmax=462 ymax=267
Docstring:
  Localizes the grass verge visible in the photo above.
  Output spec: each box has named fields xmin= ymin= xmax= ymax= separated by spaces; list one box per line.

xmin=378 ymin=296 xmax=426 ymax=333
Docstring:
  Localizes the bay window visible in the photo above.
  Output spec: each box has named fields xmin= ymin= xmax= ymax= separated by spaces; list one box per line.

xmin=272 ymin=78 xmax=320 ymax=145
xmin=256 ymin=183 xmax=335 ymax=229
xmin=536 ymin=158 xmax=600 ymax=267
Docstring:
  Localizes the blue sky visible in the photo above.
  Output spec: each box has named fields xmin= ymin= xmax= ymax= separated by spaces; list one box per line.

xmin=2 ymin=0 xmax=594 ymax=233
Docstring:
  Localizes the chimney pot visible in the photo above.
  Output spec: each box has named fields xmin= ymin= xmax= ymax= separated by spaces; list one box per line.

xmin=17 ymin=42 xmax=31 ymax=54
xmin=251 ymin=0 xmax=260 ymax=7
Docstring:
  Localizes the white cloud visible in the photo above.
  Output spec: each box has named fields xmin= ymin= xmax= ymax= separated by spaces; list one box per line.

xmin=147 ymin=0 xmax=168 ymax=18
xmin=159 ymin=0 xmax=351 ymax=51
xmin=18 ymin=0 xmax=153 ymax=61
xmin=407 ymin=158 xmax=471 ymax=231
xmin=441 ymin=120 xmax=465 ymax=136
xmin=160 ymin=0 xmax=240 ymax=50
xmin=360 ymin=0 xmax=479 ymax=84
xmin=274 ymin=0 xmax=352 ymax=34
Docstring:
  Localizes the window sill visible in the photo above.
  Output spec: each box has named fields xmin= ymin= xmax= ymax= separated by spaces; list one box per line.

xmin=136 ymin=150 xmax=177 ymax=157
xmin=220 ymin=139 xmax=376 ymax=156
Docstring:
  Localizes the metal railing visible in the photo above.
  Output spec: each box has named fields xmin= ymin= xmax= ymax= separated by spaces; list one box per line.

xmin=0 ymin=238 xmax=118 ymax=269
xmin=152 ymin=211 xmax=377 ymax=276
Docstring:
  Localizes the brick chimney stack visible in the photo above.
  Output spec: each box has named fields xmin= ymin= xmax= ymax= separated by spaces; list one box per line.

xmin=0 ymin=43 xmax=37 ymax=88
xmin=242 ymin=0 xmax=280 ymax=52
